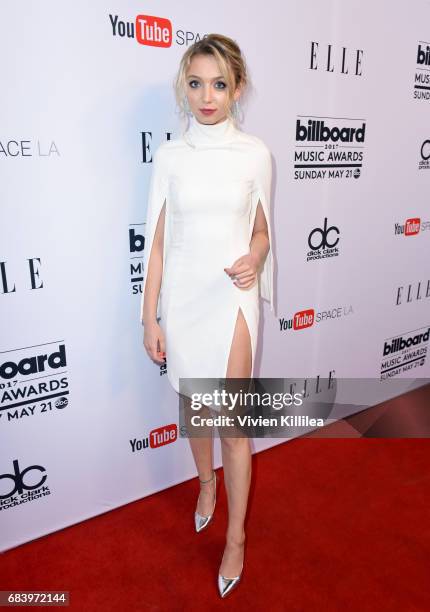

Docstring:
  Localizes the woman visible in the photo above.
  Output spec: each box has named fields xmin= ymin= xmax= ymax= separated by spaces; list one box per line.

xmin=141 ymin=34 xmax=274 ymax=598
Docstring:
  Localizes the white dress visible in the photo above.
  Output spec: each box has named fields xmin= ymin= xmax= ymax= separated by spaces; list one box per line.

xmin=140 ymin=115 xmax=274 ymax=396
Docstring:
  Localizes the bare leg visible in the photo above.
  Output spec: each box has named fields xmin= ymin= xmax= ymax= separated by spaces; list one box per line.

xmin=219 ymin=307 xmax=252 ymax=578
xmin=184 ymin=396 xmax=216 ymax=515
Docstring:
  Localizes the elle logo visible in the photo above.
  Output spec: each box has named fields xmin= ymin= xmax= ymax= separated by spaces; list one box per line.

xmin=136 ymin=14 xmax=172 ymax=47
xmin=294 ymin=309 xmax=315 ymax=330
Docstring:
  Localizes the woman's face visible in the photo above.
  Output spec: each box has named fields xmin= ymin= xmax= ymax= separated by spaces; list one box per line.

xmin=185 ymin=53 xmax=239 ymax=125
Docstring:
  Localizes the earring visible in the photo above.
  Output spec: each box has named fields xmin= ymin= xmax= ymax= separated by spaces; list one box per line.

xmin=183 ymin=96 xmax=193 ymax=117
xmin=232 ymin=99 xmax=241 ymax=121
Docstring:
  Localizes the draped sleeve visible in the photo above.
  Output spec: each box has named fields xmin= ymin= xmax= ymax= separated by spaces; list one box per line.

xmin=140 ymin=144 xmax=169 ymax=325
xmin=248 ymin=142 xmax=275 ymax=315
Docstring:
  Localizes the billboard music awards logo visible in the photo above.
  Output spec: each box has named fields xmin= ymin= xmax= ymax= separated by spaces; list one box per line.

xmin=0 ymin=342 xmax=69 ymax=424
xmin=380 ymin=326 xmax=429 ymax=379
xmin=294 ymin=116 xmax=365 ymax=181
xmin=129 ymin=424 xmax=177 ymax=453
xmin=279 ymin=304 xmax=353 ymax=332
xmin=414 ymin=42 xmax=430 ymax=100
xmin=419 ymin=139 xmax=430 ymax=170
xmin=109 ymin=13 xmax=205 ymax=47
xmin=0 ymin=459 xmax=51 ymax=511
xmin=0 ymin=139 xmax=59 ymax=158
xmin=307 ymin=217 xmax=340 ymax=261
xmin=129 ymin=222 xmax=144 ymax=295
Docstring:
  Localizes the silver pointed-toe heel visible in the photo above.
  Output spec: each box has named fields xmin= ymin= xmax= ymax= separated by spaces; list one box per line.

xmin=218 ymin=563 xmax=243 ymax=598
xmin=194 ymin=470 xmax=216 ymax=533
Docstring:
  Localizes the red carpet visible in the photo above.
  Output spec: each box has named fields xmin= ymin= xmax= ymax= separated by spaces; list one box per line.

xmin=2 ymin=389 xmax=429 ymax=611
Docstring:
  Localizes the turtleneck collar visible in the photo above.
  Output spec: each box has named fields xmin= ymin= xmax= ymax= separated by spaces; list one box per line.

xmin=183 ymin=114 xmax=237 ymax=148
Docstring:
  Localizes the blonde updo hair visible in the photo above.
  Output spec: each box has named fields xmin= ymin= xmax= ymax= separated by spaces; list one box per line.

xmin=173 ymin=33 xmax=250 ymax=125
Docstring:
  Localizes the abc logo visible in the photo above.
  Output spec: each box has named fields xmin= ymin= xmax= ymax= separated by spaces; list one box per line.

xmin=0 ymin=459 xmax=47 ymax=499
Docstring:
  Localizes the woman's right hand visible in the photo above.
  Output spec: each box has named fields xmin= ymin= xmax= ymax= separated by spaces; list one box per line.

xmin=143 ymin=321 xmax=166 ymax=365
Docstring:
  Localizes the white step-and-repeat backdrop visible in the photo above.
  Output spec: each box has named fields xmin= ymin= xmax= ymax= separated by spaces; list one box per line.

xmin=1 ymin=1 xmax=429 ymax=551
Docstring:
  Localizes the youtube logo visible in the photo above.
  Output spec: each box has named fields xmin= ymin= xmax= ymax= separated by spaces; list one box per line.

xmin=136 ymin=14 xmax=172 ymax=47
xmin=109 ymin=13 xmax=172 ymax=47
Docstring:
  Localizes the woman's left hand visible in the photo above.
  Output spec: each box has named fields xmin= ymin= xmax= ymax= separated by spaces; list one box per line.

xmin=224 ymin=253 xmax=259 ymax=289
